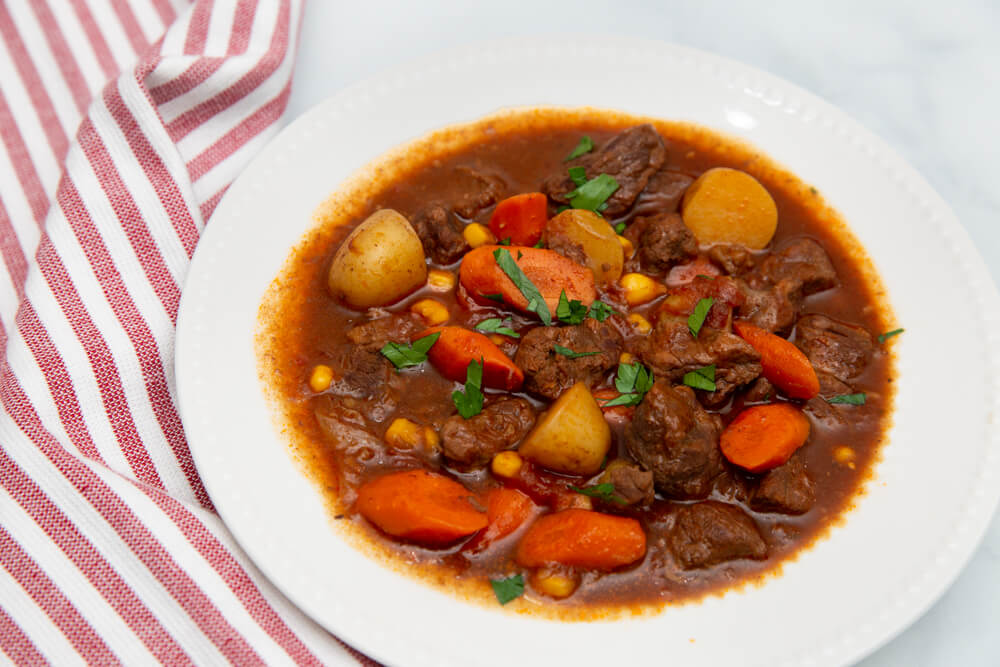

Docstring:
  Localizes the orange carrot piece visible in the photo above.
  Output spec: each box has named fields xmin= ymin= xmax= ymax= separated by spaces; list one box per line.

xmin=488 ymin=193 xmax=549 ymax=246
xmin=592 ymin=388 xmax=635 ymax=427
xmin=356 ymin=470 xmax=487 ymax=545
xmin=459 ymin=245 xmax=596 ymax=316
xmin=734 ymin=320 xmax=820 ymax=400
xmin=515 ymin=509 xmax=646 ymax=570
xmin=720 ymin=403 xmax=811 ymax=473
xmin=420 ymin=326 xmax=523 ymax=391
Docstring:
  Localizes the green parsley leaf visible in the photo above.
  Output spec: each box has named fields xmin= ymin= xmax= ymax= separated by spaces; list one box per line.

xmin=878 ymin=328 xmax=904 ymax=343
xmin=533 ymin=239 xmax=545 ymax=248
xmin=490 ymin=574 xmax=525 ymax=605
xmin=604 ymin=362 xmax=654 ymax=407
xmin=475 ymin=317 xmax=520 ymax=338
xmin=493 ymin=248 xmax=552 ymax=325
xmin=587 ymin=300 xmax=617 ymax=322
xmin=568 ymin=483 xmax=627 ymax=506
xmin=484 ymin=293 xmax=506 ymax=303
xmin=682 ymin=364 xmax=717 ymax=392
xmin=553 ymin=344 xmax=601 ymax=359
xmin=566 ymin=174 xmax=619 ymax=212
xmin=613 ymin=222 xmax=626 ymax=235
xmin=827 ymin=393 xmax=866 ymax=405
xmin=567 ymin=165 xmax=588 ymax=187
xmin=379 ymin=332 xmax=441 ymax=369
xmin=688 ymin=297 xmax=714 ymax=338
xmin=556 ymin=290 xmax=588 ymax=325
xmin=452 ymin=359 xmax=484 ymax=418
xmin=497 ymin=237 xmax=512 ymax=246
xmin=564 ymin=136 xmax=594 ymax=161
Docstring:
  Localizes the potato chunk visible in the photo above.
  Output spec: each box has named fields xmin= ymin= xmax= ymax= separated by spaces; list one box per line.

xmin=545 ymin=209 xmax=624 ymax=284
xmin=327 ymin=209 xmax=428 ymax=308
xmin=518 ymin=382 xmax=611 ymax=475
xmin=681 ymin=168 xmax=778 ymax=249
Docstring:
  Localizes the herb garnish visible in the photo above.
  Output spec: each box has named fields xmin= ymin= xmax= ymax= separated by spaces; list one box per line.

xmin=556 ymin=290 xmax=588 ymax=325
xmin=566 ymin=173 xmax=619 ymax=212
xmin=588 ymin=300 xmax=617 ymax=322
xmin=613 ymin=222 xmax=626 ymax=235
xmin=553 ymin=344 xmax=601 ymax=359
xmin=827 ymin=393 xmax=866 ymax=405
xmin=533 ymin=239 xmax=545 ymax=249
xmin=452 ymin=358 xmax=485 ymax=418
xmin=602 ymin=362 xmax=655 ymax=407
xmin=493 ymin=247 xmax=552 ymax=325
xmin=688 ymin=297 xmax=714 ymax=338
xmin=682 ymin=364 xmax=717 ymax=392
xmin=568 ymin=483 xmax=627 ymax=506
xmin=567 ymin=165 xmax=588 ymax=187
xmin=565 ymin=136 xmax=594 ymax=161
xmin=379 ymin=332 xmax=441 ymax=369
xmin=497 ymin=237 xmax=512 ymax=246
xmin=490 ymin=574 xmax=525 ymax=605
xmin=878 ymin=328 xmax=904 ymax=343
xmin=475 ymin=317 xmax=520 ymax=338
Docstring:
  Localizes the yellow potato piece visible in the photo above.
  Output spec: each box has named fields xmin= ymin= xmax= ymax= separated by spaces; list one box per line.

xmin=545 ymin=209 xmax=624 ymax=284
xmin=681 ymin=167 xmax=778 ymax=249
xmin=327 ymin=209 xmax=428 ymax=309
xmin=518 ymin=383 xmax=611 ymax=475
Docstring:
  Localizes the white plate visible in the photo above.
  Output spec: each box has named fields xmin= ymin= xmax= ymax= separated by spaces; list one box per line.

xmin=175 ymin=37 xmax=1000 ymax=667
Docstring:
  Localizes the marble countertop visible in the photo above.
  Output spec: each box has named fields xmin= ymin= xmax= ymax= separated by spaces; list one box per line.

xmin=286 ymin=1 xmax=999 ymax=664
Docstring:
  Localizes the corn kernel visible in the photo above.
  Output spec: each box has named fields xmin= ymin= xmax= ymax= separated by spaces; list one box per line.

xmin=491 ymin=450 xmax=523 ymax=478
xmin=427 ymin=269 xmax=456 ymax=291
xmin=410 ymin=298 xmax=449 ymax=326
xmin=619 ymin=352 xmax=635 ymax=365
xmin=308 ymin=364 xmax=333 ymax=392
xmin=422 ymin=426 xmax=441 ymax=455
xmin=833 ymin=446 xmax=856 ymax=465
xmin=617 ymin=235 xmax=634 ymax=258
xmin=620 ymin=273 xmax=666 ymax=306
xmin=463 ymin=222 xmax=495 ymax=248
xmin=628 ymin=313 xmax=652 ymax=335
xmin=489 ymin=334 xmax=507 ymax=346
xmin=534 ymin=570 xmax=579 ymax=599
xmin=385 ymin=418 xmax=424 ymax=450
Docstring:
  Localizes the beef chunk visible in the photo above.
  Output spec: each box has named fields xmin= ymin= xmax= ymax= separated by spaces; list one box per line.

xmin=410 ymin=204 xmax=469 ymax=265
xmin=737 ymin=280 xmax=800 ymax=334
xmin=757 ymin=238 xmax=838 ymax=297
xmin=451 ymin=166 xmax=504 ymax=219
xmin=668 ymin=501 xmax=767 ymax=569
xmin=750 ymin=457 xmax=815 ymax=515
xmin=441 ymin=397 xmax=535 ymax=466
xmin=743 ymin=377 xmax=775 ymax=404
xmin=632 ymin=170 xmax=694 ymax=217
xmin=624 ymin=212 xmax=697 ymax=272
xmin=624 ymin=382 xmax=724 ymax=499
xmin=795 ymin=314 xmax=874 ymax=382
xmin=708 ymin=244 xmax=757 ymax=276
xmin=544 ymin=125 xmax=667 ymax=216
xmin=639 ymin=316 xmax=761 ymax=403
xmin=596 ymin=460 xmax=655 ymax=507
xmin=514 ymin=319 xmax=623 ymax=400
xmin=328 ymin=348 xmax=392 ymax=401
xmin=346 ymin=314 xmax=421 ymax=350
xmin=803 ymin=373 xmax=854 ymax=426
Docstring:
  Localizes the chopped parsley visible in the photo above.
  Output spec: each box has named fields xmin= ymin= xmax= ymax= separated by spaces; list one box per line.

xmin=553 ymin=344 xmax=601 ymax=359
xmin=688 ymin=297 xmax=714 ymax=338
xmin=556 ymin=290 xmax=588 ymax=325
xmin=566 ymin=173 xmax=619 ymax=212
xmin=568 ymin=483 xmax=627 ymax=506
xmin=497 ymin=237 xmax=512 ymax=246
xmin=613 ymin=222 xmax=626 ymax=235
xmin=567 ymin=165 xmax=588 ymax=187
xmin=490 ymin=574 xmax=525 ymax=605
xmin=379 ymin=332 xmax=441 ymax=369
xmin=475 ymin=317 xmax=520 ymax=338
xmin=827 ymin=393 xmax=866 ymax=405
xmin=533 ymin=239 xmax=545 ymax=249
xmin=484 ymin=293 xmax=505 ymax=303
xmin=603 ymin=362 xmax=655 ymax=407
xmin=878 ymin=328 xmax=904 ymax=343
xmin=682 ymin=364 xmax=717 ymax=392
xmin=452 ymin=358 xmax=485 ymax=418
xmin=587 ymin=300 xmax=617 ymax=322
xmin=493 ymin=247 xmax=552 ymax=325
xmin=564 ymin=136 xmax=594 ymax=161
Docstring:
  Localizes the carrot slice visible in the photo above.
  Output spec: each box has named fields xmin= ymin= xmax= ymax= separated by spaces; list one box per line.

xmin=515 ymin=509 xmax=646 ymax=570
xmin=464 ymin=487 xmax=539 ymax=552
xmin=459 ymin=245 xmax=596 ymax=316
xmin=488 ymin=193 xmax=548 ymax=246
xmin=720 ymin=403 xmax=811 ymax=473
xmin=356 ymin=470 xmax=487 ymax=545
xmin=420 ymin=326 xmax=523 ymax=391
xmin=734 ymin=320 xmax=820 ymax=400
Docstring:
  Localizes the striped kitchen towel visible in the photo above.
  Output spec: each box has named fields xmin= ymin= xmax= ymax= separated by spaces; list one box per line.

xmin=0 ymin=0 xmax=376 ymax=663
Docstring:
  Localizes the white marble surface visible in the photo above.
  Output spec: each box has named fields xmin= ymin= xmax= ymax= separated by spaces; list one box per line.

xmin=285 ymin=1 xmax=1000 ymax=664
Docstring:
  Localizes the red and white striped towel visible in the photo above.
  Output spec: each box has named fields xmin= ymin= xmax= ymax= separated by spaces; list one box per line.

xmin=0 ymin=1 xmax=377 ymax=663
